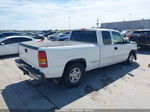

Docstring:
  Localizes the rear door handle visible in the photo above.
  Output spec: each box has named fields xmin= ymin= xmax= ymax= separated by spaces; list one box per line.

xmin=114 ymin=47 xmax=118 ymax=50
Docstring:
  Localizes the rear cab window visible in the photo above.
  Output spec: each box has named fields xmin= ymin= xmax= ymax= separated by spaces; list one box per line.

xmin=101 ymin=31 xmax=112 ymax=45
xmin=70 ymin=30 xmax=97 ymax=43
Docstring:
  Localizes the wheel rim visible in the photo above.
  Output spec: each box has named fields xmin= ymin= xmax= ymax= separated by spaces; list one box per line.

xmin=129 ymin=54 xmax=134 ymax=63
xmin=69 ymin=67 xmax=81 ymax=83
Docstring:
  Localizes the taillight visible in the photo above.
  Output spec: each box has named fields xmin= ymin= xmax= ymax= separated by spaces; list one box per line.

xmin=38 ymin=51 xmax=48 ymax=68
xmin=128 ymin=34 xmax=132 ymax=39
xmin=80 ymin=28 xmax=87 ymax=30
xmin=37 ymin=39 xmax=43 ymax=42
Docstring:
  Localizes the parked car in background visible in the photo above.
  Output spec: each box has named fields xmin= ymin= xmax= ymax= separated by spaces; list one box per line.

xmin=48 ymin=32 xmax=70 ymax=41
xmin=16 ymin=28 xmax=137 ymax=87
xmin=127 ymin=29 xmax=150 ymax=47
xmin=47 ymin=32 xmax=59 ymax=40
xmin=23 ymin=32 xmax=35 ymax=37
xmin=32 ymin=35 xmax=45 ymax=41
xmin=23 ymin=32 xmax=45 ymax=41
xmin=0 ymin=32 xmax=22 ymax=39
xmin=58 ymin=32 xmax=71 ymax=41
xmin=57 ymin=34 xmax=70 ymax=41
xmin=43 ymin=31 xmax=56 ymax=37
xmin=121 ymin=30 xmax=133 ymax=37
xmin=0 ymin=36 xmax=38 ymax=56
xmin=37 ymin=32 xmax=45 ymax=37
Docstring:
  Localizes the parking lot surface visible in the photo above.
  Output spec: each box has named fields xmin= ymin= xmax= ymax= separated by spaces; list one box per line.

xmin=0 ymin=48 xmax=150 ymax=111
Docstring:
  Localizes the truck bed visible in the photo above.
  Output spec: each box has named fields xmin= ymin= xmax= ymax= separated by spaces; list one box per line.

xmin=19 ymin=41 xmax=90 ymax=49
xmin=19 ymin=41 xmax=93 ymax=70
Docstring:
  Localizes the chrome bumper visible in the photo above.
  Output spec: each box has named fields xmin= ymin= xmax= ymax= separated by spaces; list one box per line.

xmin=15 ymin=59 xmax=45 ymax=80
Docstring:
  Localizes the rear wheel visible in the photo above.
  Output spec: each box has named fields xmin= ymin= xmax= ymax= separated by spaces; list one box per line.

xmin=62 ymin=63 xmax=84 ymax=88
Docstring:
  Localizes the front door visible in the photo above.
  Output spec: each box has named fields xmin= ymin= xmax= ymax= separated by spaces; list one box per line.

xmin=111 ymin=31 xmax=129 ymax=63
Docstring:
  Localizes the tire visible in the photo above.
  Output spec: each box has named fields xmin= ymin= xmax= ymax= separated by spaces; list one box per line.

xmin=127 ymin=53 xmax=135 ymax=64
xmin=62 ymin=63 xmax=85 ymax=88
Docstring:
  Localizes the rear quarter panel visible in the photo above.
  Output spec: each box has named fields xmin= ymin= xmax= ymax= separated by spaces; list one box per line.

xmin=39 ymin=44 xmax=100 ymax=78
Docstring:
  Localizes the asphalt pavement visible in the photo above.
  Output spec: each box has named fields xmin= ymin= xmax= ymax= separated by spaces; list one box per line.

xmin=0 ymin=48 xmax=150 ymax=111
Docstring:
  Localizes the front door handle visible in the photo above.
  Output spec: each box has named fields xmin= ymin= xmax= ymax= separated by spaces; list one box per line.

xmin=114 ymin=47 xmax=118 ymax=50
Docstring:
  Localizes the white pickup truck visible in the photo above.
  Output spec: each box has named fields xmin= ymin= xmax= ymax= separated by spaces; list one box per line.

xmin=16 ymin=28 xmax=137 ymax=87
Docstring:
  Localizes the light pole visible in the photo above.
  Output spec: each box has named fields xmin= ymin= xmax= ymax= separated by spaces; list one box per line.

xmin=96 ymin=18 xmax=99 ymax=28
xmin=129 ymin=13 xmax=132 ymax=21
xmin=68 ymin=17 xmax=71 ymax=30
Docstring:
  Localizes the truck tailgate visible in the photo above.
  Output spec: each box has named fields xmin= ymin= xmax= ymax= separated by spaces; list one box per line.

xmin=19 ymin=42 xmax=39 ymax=69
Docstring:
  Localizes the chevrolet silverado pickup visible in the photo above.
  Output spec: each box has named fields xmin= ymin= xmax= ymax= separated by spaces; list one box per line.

xmin=16 ymin=29 xmax=137 ymax=87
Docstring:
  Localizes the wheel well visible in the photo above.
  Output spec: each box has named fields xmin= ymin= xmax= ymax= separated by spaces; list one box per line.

xmin=63 ymin=59 xmax=86 ymax=73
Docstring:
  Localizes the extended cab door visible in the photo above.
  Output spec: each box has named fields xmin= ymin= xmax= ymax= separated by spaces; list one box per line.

xmin=99 ymin=31 xmax=115 ymax=67
xmin=111 ymin=31 xmax=129 ymax=63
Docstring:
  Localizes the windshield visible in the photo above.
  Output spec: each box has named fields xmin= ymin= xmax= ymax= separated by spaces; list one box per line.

xmin=70 ymin=30 xmax=97 ymax=43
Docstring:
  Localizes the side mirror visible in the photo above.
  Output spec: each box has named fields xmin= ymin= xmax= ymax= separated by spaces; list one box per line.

xmin=124 ymin=38 xmax=130 ymax=43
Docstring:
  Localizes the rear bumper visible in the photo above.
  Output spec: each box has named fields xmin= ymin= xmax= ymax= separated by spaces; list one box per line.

xmin=15 ymin=59 xmax=45 ymax=80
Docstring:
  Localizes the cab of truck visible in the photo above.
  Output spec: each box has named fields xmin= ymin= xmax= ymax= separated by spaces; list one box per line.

xmin=70 ymin=29 xmax=137 ymax=67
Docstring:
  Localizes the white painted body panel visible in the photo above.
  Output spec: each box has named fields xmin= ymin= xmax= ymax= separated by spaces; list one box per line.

xmin=39 ymin=44 xmax=100 ymax=78
xmin=0 ymin=43 xmax=18 ymax=56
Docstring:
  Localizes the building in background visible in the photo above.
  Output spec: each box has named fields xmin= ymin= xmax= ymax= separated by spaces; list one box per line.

xmin=101 ymin=19 xmax=150 ymax=31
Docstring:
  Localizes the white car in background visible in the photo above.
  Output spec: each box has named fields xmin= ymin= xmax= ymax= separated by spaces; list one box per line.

xmin=0 ymin=36 xmax=37 ymax=56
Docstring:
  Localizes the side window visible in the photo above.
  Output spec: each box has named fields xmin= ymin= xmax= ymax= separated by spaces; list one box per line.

xmin=102 ymin=31 xmax=112 ymax=45
xmin=13 ymin=38 xmax=23 ymax=43
xmin=17 ymin=38 xmax=32 ymax=42
xmin=112 ymin=32 xmax=124 ymax=44
xmin=133 ymin=31 xmax=141 ymax=36
xmin=1 ymin=38 xmax=32 ymax=45
xmin=1 ymin=38 xmax=17 ymax=44
xmin=148 ymin=31 xmax=150 ymax=36
xmin=142 ymin=31 xmax=150 ymax=36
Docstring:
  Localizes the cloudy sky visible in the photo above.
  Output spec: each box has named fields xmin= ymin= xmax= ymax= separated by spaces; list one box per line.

xmin=0 ymin=0 xmax=150 ymax=30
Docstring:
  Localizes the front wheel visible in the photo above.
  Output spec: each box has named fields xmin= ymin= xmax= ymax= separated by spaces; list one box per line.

xmin=127 ymin=53 xmax=135 ymax=64
xmin=62 ymin=63 xmax=85 ymax=88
